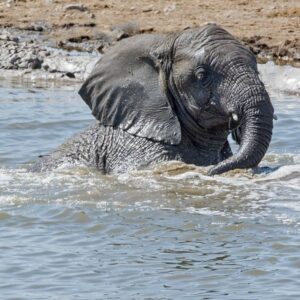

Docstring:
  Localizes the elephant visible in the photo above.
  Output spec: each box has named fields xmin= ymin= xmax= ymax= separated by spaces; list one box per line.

xmin=32 ymin=24 xmax=274 ymax=175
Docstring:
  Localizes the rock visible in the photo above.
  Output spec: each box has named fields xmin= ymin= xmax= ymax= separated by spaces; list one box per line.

xmin=64 ymin=4 xmax=88 ymax=12
xmin=142 ymin=7 xmax=153 ymax=13
xmin=68 ymin=36 xmax=90 ymax=43
xmin=278 ymin=48 xmax=288 ymax=57
xmin=139 ymin=27 xmax=154 ymax=34
xmin=0 ymin=34 xmax=10 ymax=41
xmin=6 ymin=0 xmax=14 ymax=8
xmin=28 ymin=58 xmax=42 ymax=69
xmin=241 ymin=36 xmax=300 ymax=66
xmin=23 ymin=21 xmax=51 ymax=32
xmin=9 ymin=54 xmax=19 ymax=64
xmin=0 ymin=36 xmax=101 ymax=81
xmin=0 ymin=34 xmax=19 ymax=43
xmin=114 ymin=31 xmax=129 ymax=41
xmin=11 ymin=36 xmax=19 ymax=43
xmin=65 ymin=72 xmax=75 ymax=78
xmin=0 ymin=38 xmax=46 ymax=70
xmin=18 ymin=61 xmax=29 ymax=69
xmin=43 ymin=64 xmax=49 ymax=71
xmin=110 ymin=22 xmax=140 ymax=41
xmin=164 ymin=4 xmax=176 ymax=15
xmin=57 ymin=31 xmax=111 ymax=53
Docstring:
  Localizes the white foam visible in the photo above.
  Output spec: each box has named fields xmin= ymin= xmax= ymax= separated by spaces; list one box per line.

xmin=254 ymin=164 xmax=300 ymax=183
xmin=258 ymin=62 xmax=300 ymax=95
xmin=0 ymin=159 xmax=299 ymax=220
xmin=165 ymin=171 xmax=206 ymax=181
xmin=0 ymin=172 xmax=12 ymax=184
xmin=186 ymin=206 xmax=226 ymax=216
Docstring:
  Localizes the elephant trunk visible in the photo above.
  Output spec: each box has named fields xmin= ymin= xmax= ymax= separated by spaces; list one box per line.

xmin=208 ymin=90 xmax=274 ymax=176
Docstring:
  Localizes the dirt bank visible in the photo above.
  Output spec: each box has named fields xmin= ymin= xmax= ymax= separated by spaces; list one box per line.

xmin=0 ymin=0 xmax=299 ymax=67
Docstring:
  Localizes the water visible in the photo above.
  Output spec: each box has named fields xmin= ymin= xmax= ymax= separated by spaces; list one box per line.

xmin=1 ymin=63 xmax=300 ymax=299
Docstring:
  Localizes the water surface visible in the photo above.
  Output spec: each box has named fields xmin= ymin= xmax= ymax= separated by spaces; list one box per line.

xmin=0 ymin=63 xmax=300 ymax=299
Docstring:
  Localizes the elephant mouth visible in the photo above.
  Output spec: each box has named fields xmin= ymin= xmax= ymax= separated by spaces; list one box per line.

xmin=198 ymin=109 xmax=238 ymax=132
xmin=196 ymin=96 xmax=241 ymax=132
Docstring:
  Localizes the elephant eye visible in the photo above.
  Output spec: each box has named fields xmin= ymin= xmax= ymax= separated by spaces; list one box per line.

xmin=195 ymin=67 xmax=211 ymax=87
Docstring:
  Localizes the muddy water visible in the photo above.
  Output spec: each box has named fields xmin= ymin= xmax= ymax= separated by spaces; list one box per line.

xmin=1 ymin=63 xmax=300 ymax=299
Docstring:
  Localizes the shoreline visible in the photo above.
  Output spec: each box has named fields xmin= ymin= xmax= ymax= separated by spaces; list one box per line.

xmin=0 ymin=31 xmax=100 ymax=82
xmin=0 ymin=0 xmax=299 ymax=81
xmin=0 ymin=0 xmax=299 ymax=70
xmin=0 ymin=24 xmax=299 ymax=85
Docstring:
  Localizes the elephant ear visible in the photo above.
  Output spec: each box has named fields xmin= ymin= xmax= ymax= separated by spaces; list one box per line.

xmin=78 ymin=35 xmax=181 ymax=145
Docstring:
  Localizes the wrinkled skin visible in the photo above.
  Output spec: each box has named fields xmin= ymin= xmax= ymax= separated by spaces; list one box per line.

xmin=32 ymin=24 xmax=274 ymax=175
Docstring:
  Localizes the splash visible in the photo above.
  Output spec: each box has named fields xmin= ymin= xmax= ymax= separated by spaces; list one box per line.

xmin=259 ymin=62 xmax=300 ymax=95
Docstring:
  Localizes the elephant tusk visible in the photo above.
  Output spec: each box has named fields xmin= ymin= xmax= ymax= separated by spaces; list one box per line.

xmin=232 ymin=113 xmax=238 ymax=122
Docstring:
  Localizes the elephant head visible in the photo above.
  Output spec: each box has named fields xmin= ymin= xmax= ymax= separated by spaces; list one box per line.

xmin=79 ymin=24 xmax=274 ymax=175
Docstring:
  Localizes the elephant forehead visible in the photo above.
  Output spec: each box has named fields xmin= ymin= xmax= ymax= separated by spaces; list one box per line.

xmin=183 ymin=43 xmax=254 ymax=71
xmin=207 ymin=42 xmax=255 ymax=65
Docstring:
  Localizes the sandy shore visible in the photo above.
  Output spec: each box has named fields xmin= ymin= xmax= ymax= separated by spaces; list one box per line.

xmin=0 ymin=0 xmax=299 ymax=72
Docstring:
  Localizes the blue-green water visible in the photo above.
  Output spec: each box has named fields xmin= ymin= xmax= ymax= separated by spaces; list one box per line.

xmin=0 ymin=63 xmax=300 ymax=299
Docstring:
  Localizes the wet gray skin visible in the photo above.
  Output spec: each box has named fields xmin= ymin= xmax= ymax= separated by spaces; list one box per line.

xmin=32 ymin=24 xmax=274 ymax=175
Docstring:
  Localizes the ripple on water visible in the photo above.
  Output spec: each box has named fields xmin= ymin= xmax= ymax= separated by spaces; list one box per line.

xmin=1 ymin=70 xmax=300 ymax=299
xmin=1 ymin=164 xmax=300 ymax=299
xmin=0 ymin=160 xmax=299 ymax=217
